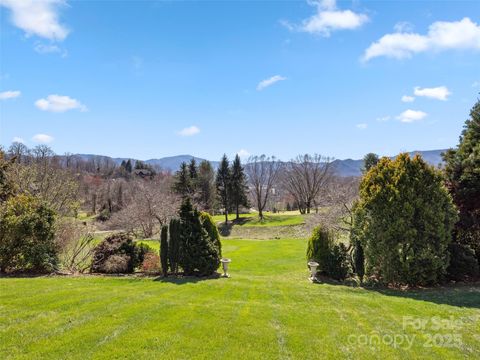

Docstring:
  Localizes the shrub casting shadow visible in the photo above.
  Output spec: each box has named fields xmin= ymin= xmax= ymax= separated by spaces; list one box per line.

xmin=218 ymin=218 xmax=248 ymax=237
xmin=154 ymin=272 xmax=222 ymax=285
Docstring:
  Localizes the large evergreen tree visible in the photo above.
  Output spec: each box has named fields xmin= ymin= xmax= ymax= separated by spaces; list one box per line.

xmin=125 ymin=159 xmax=133 ymax=173
xmin=230 ymin=154 xmax=249 ymax=220
xmin=353 ymin=154 xmax=457 ymax=286
xmin=362 ymin=153 xmax=379 ymax=173
xmin=173 ymin=162 xmax=192 ymax=199
xmin=197 ymin=160 xmax=216 ymax=211
xmin=216 ymin=154 xmax=231 ymax=223
xmin=443 ymin=99 xmax=480 ymax=262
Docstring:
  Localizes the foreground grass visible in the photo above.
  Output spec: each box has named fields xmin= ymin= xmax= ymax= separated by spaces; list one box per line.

xmin=1 ymin=239 xmax=479 ymax=359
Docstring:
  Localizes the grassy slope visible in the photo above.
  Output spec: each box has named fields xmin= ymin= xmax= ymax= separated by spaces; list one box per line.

xmin=1 ymin=239 xmax=480 ymax=359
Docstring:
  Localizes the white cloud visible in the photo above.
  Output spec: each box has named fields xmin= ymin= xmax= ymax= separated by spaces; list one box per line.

xmin=414 ymin=86 xmax=451 ymax=101
xmin=0 ymin=0 xmax=69 ymax=41
xmin=284 ymin=0 xmax=368 ymax=37
xmin=12 ymin=136 xmax=25 ymax=144
xmin=401 ymin=95 xmax=415 ymax=103
xmin=356 ymin=123 xmax=368 ymax=129
xmin=257 ymin=75 xmax=287 ymax=91
xmin=34 ymin=43 xmax=67 ymax=57
xmin=396 ymin=109 xmax=427 ymax=123
xmin=363 ymin=17 xmax=480 ymax=61
xmin=237 ymin=149 xmax=251 ymax=158
xmin=35 ymin=94 xmax=87 ymax=112
xmin=32 ymin=133 xmax=54 ymax=144
xmin=0 ymin=90 xmax=21 ymax=100
xmin=376 ymin=115 xmax=390 ymax=122
xmin=178 ymin=126 xmax=200 ymax=137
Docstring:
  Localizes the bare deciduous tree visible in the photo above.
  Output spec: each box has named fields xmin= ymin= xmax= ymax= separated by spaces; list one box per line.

xmin=245 ymin=155 xmax=282 ymax=219
xmin=108 ymin=176 xmax=179 ymax=238
xmin=281 ymin=154 xmax=333 ymax=214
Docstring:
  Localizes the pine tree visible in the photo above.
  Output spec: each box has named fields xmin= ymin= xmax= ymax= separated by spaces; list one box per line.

xmin=362 ymin=153 xmax=379 ymax=173
xmin=173 ymin=162 xmax=191 ymax=198
xmin=230 ymin=154 xmax=249 ymax=220
xmin=197 ymin=160 xmax=216 ymax=211
xmin=125 ymin=159 xmax=133 ymax=173
xmin=216 ymin=154 xmax=231 ymax=223
xmin=444 ymin=99 xmax=480 ymax=262
xmin=160 ymin=225 xmax=169 ymax=277
xmin=189 ymin=158 xmax=198 ymax=181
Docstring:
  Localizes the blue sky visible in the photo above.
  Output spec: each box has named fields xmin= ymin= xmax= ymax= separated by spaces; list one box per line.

xmin=1 ymin=0 xmax=479 ymax=161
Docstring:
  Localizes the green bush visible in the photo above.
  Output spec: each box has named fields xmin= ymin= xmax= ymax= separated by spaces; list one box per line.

xmin=446 ymin=243 xmax=479 ymax=281
xmin=134 ymin=243 xmax=154 ymax=268
xmin=178 ymin=199 xmax=220 ymax=276
xmin=90 ymin=232 xmax=136 ymax=273
xmin=354 ymin=154 xmax=457 ymax=286
xmin=306 ymin=226 xmax=349 ymax=280
xmin=327 ymin=243 xmax=350 ymax=281
xmin=0 ymin=194 xmax=57 ymax=273
xmin=200 ymin=212 xmax=222 ymax=257
xmin=306 ymin=225 xmax=335 ymax=273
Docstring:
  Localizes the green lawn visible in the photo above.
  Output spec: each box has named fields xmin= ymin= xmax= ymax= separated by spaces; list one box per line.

xmin=212 ymin=212 xmax=305 ymax=227
xmin=1 ymin=238 xmax=479 ymax=359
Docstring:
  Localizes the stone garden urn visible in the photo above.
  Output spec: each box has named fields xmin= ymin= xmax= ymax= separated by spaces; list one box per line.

xmin=308 ymin=261 xmax=319 ymax=283
xmin=221 ymin=258 xmax=232 ymax=278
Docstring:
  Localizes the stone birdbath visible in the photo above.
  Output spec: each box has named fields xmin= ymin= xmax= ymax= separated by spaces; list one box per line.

xmin=308 ymin=261 xmax=319 ymax=283
xmin=221 ymin=258 xmax=232 ymax=278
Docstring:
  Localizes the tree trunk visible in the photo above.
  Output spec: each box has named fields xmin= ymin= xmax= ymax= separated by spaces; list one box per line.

xmin=225 ymin=209 xmax=228 ymax=223
xmin=236 ymin=204 xmax=240 ymax=220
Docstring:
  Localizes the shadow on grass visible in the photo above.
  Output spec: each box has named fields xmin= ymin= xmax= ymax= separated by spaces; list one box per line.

xmin=371 ymin=284 xmax=480 ymax=309
xmin=317 ymin=276 xmax=480 ymax=309
xmin=154 ymin=272 xmax=222 ymax=285
xmin=218 ymin=218 xmax=249 ymax=236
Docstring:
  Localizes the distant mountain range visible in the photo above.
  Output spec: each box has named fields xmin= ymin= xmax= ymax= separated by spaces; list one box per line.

xmin=74 ymin=149 xmax=447 ymax=177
